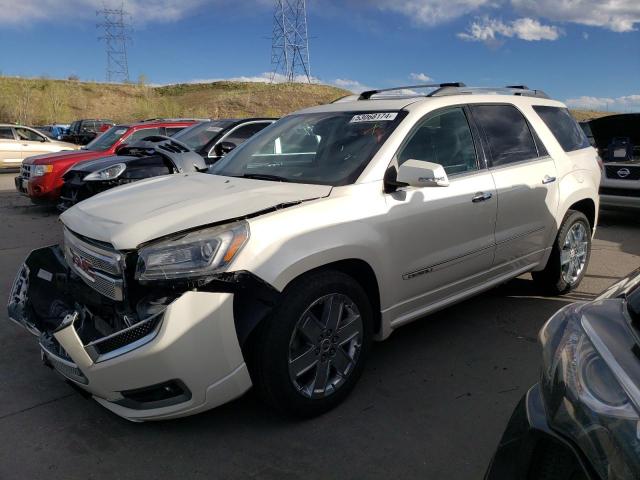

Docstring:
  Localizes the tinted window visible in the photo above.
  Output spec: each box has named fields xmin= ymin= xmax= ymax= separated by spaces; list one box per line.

xmin=471 ymin=105 xmax=538 ymax=166
xmin=125 ymin=128 xmax=161 ymax=143
xmin=164 ymin=127 xmax=186 ymax=137
xmin=0 ymin=127 xmax=14 ymax=139
xmin=534 ymin=106 xmax=591 ymax=152
xmin=173 ymin=121 xmax=234 ymax=150
xmin=398 ymin=107 xmax=478 ymax=175
xmin=222 ymin=123 xmax=271 ymax=147
xmin=85 ymin=126 xmax=129 ymax=151
xmin=15 ymin=128 xmax=44 ymax=141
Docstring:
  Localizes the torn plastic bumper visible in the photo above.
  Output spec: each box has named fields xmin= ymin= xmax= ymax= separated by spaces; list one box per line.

xmin=7 ymin=246 xmax=253 ymax=421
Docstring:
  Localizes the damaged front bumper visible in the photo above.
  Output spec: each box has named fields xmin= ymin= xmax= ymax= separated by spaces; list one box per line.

xmin=7 ymin=246 xmax=253 ymax=421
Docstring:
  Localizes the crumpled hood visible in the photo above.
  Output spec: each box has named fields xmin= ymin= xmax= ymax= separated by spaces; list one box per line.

xmin=60 ymin=173 xmax=332 ymax=250
xmin=23 ymin=149 xmax=106 ymax=165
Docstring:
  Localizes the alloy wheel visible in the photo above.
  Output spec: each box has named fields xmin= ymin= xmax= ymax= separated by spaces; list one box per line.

xmin=288 ymin=293 xmax=363 ymax=399
xmin=561 ymin=222 xmax=589 ymax=285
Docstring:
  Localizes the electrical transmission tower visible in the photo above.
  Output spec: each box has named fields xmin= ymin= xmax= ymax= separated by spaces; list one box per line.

xmin=97 ymin=3 xmax=131 ymax=83
xmin=270 ymin=0 xmax=312 ymax=83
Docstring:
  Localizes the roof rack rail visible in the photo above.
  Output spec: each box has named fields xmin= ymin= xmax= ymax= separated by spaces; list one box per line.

xmin=358 ymin=82 xmax=466 ymax=100
xmin=357 ymin=83 xmax=550 ymax=101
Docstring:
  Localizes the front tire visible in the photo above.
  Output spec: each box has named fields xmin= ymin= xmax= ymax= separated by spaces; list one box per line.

xmin=249 ymin=270 xmax=373 ymax=417
xmin=532 ymin=210 xmax=592 ymax=295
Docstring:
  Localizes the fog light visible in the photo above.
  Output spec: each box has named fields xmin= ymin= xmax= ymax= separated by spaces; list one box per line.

xmin=116 ymin=380 xmax=191 ymax=410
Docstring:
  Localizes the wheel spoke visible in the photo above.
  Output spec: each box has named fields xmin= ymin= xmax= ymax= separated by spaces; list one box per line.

xmin=312 ymin=360 xmax=331 ymax=397
xmin=332 ymin=348 xmax=353 ymax=377
xmin=560 ymin=249 xmax=572 ymax=266
xmin=298 ymin=313 xmax=324 ymax=344
xmin=576 ymin=242 xmax=588 ymax=258
xmin=322 ymin=295 xmax=344 ymax=332
xmin=337 ymin=316 xmax=361 ymax=344
xmin=289 ymin=346 xmax=318 ymax=377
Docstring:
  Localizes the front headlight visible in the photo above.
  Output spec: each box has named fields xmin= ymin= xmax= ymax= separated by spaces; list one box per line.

xmin=135 ymin=221 xmax=249 ymax=281
xmin=83 ymin=163 xmax=126 ymax=182
xmin=32 ymin=164 xmax=53 ymax=177
xmin=540 ymin=302 xmax=640 ymax=479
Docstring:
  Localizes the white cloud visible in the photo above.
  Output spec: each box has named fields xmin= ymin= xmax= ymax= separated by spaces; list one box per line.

xmin=511 ymin=0 xmax=640 ymax=32
xmin=185 ymin=72 xmax=322 ymax=84
xmin=409 ymin=72 xmax=433 ymax=82
xmin=565 ymin=94 xmax=640 ymax=112
xmin=0 ymin=0 xmax=210 ymax=25
xmin=364 ymin=0 xmax=495 ymax=27
xmin=458 ymin=16 xmax=561 ymax=42
xmin=333 ymin=78 xmax=372 ymax=93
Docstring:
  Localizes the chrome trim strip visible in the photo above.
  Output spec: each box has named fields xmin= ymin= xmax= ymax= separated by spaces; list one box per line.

xmin=85 ymin=312 xmax=164 ymax=363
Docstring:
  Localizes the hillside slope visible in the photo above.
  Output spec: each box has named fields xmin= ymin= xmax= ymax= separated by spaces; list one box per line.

xmin=0 ymin=77 xmax=350 ymax=125
xmin=0 ymin=76 xmax=609 ymax=125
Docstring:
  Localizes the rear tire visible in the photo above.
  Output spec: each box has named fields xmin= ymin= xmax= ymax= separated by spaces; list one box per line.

xmin=532 ymin=210 xmax=591 ymax=296
xmin=248 ymin=270 xmax=373 ymax=418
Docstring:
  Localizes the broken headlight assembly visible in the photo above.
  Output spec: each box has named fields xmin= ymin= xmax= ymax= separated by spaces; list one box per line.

xmin=83 ymin=163 xmax=126 ymax=182
xmin=540 ymin=302 xmax=640 ymax=479
xmin=135 ymin=221 xmax=249 ymax=281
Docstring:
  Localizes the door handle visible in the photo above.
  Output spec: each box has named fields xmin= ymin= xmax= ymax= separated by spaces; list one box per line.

xmin=542 ymin=175 xmax=557 ymax=184
xmin=472 ymin=192 xmax=493 ymax=203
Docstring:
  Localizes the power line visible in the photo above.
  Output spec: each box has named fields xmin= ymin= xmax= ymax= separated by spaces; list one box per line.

xmin=97 ymin=3 xmax=131 ymax=83
xmin=270 ymin=0 xmax=312 ymax=83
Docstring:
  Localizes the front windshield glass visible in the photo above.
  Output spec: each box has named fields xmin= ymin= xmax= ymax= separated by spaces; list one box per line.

xmin=173 ymin=121 xmax=234 ymax=150
xmin=85 ymin=126 xmax=129 ymax=151
xmin=211 ymin=111 xmax=404 ymax=186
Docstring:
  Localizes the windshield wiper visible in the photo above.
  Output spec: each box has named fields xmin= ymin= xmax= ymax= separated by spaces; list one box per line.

xmin=237 ymin=173 xmax=290 ymax=182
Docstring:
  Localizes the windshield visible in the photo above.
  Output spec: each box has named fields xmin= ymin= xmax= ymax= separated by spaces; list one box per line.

xmin=211 ymin=111 xmax=404 ymax=186
xmin=173 ymin=121 xmax=234 ymax=150
xmin=85 ymin=126 xmax=129 ymax=151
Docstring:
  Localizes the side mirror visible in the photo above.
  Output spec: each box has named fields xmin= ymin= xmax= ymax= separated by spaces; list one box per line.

xmin=396 ymin=160 xmax=449 ymax=188
xmin=214 ymin=141 xmax=237 ymax=157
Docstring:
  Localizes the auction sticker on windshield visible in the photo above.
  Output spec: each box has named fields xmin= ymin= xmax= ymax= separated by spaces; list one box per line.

xmin=350 ymin=112 xmax=398 ymax=123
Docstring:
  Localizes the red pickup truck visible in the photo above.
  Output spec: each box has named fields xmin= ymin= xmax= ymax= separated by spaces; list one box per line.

xmin=15 ymin=119 xmax=197 ymax=204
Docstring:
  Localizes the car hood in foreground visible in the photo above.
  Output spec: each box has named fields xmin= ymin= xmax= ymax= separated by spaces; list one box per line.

xmin=60 ymin=173 xmax=332 ymax=250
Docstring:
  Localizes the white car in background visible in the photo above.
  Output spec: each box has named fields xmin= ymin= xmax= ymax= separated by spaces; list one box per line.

xmin=0 ymin=124 xmax=76 ymax=169
xmin=8 ymin=83 xmax=601 ymax=421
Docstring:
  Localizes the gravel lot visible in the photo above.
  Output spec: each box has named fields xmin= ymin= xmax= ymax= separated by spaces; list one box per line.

xmin=1 ymin=172 xmax=638 ymax=480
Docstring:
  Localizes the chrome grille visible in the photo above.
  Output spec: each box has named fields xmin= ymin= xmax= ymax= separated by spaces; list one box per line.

xmin=40 ymin=341 xmax=88 ymax=385
xmin=63 ymin=228 xmax=124 ymax=301
xmin=20 ymin=164 xmax=32 ymax=179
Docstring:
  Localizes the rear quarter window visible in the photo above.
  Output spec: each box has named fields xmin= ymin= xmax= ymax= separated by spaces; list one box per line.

xmin=533 ymin=106 xmax=590 ymax=152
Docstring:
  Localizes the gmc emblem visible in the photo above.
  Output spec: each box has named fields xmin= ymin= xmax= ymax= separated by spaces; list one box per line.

xmin=71 ymin=251 xmax=95 ymax=280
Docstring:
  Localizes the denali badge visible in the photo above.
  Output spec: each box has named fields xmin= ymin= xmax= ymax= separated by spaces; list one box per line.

xmin=71 ymin=250 xmax=95 ymax=281
xmin=617 ymin=168 xmax=631 ymax=178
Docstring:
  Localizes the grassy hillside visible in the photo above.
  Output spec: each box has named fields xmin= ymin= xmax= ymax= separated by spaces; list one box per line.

xmin=0 ymin=76 xmax=610 ymax=125
xmin=0 ymin=77 xmax=350 ymax=125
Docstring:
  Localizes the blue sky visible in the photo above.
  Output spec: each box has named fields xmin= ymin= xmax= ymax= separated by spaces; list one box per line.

xmin=0 ymin=0 xmax=639 ymax=111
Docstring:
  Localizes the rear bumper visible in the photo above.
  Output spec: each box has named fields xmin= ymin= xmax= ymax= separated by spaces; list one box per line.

xmin=7 ymin=247 xmax=252 ymax=421
xmin=484 ymin=384 xmax=599 ymax=480
xmin=600 ymin=194 xmax=640 ymax=209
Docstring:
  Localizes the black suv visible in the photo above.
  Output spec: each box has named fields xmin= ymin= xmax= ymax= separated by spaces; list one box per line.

xmin=62 ymin=119 xmax=115 ymax=145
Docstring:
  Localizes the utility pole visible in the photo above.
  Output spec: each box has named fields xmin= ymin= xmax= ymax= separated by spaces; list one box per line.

xmin=270 ymin=0 xmax=312 ymax=83
xmin=97 ymin=3 xmax=131 ymax=83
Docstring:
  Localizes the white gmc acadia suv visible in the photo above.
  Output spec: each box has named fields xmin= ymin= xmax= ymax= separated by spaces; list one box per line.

xmin=8 ymin=83 xmax=601 ymax=420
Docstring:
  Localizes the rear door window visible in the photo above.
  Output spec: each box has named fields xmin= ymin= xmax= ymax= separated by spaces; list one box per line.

xmin=470 ymin=104 xmax=539 ymax=166
xmin=0 ymin=127 xmax=14 ymax=140
xmin=533 ymin=106 xmax=591 ymax=152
